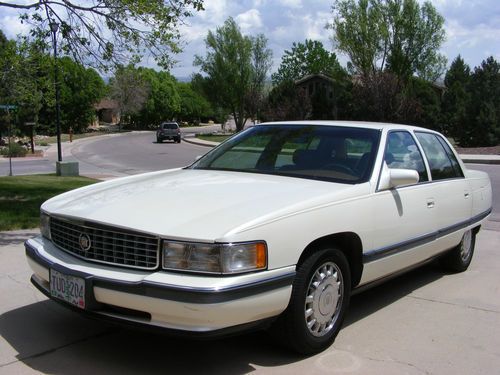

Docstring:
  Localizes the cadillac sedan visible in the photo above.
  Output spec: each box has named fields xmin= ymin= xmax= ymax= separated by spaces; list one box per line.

xmin=25 ymin=121 xmax=492 ymax=354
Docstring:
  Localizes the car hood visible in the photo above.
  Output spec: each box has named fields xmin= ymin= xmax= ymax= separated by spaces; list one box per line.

xmin=42 ymin=169 xmax=365 ymax=241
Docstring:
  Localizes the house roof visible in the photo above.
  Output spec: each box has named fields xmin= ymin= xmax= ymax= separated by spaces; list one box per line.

xmin=95 ymin=99 xmax=119 ymax=110
xmin=295 ymin=73 xmax=336 ymax=85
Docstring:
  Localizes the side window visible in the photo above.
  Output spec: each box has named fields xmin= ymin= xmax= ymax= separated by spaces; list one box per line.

xmin=436 ymin=136 xmax=464 ymax=178
xmin=415 ymin=132 xmax=464 ymax=180
xmin=385 ymin=131 xmax=428 ymax=182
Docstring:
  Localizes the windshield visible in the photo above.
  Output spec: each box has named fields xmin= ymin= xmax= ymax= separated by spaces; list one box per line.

xmin=191 ymin=125 xmax=381 ymax=184
xmin=161 ymin=123 xmax=178 ymax=129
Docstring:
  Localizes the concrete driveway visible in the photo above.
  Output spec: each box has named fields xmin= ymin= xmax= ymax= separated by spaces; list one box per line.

xmin=1 ymin=227 xmax=499 ymax=374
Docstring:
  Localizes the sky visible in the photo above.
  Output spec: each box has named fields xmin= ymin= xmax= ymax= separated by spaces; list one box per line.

xmin=1 ymin=0 xmax=500 ymax=79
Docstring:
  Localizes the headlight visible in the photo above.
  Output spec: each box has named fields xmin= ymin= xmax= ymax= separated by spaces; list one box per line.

xmin=162 ymin=241 xmax=267 ymax=274
xmin=40 ymin=212 xmax=51 ymax=239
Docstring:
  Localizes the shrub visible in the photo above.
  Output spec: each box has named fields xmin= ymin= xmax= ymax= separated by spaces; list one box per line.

xmin=0 ymin=142 xmax=28 ymax=157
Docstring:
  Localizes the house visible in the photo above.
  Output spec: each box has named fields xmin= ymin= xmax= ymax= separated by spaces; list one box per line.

xmin=294 ymin=74 xmax=337 ymax=119
xmin=94 ymin=99 xmax=121 ymax=124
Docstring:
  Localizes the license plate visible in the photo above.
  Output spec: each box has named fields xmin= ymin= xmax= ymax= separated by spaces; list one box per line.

xmin=50 ymin=269 xmax=85 ymax=309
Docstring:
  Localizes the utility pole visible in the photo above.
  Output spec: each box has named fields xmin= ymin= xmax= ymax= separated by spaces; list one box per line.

xmin=50 ymin=21 xmax=62 ymax=162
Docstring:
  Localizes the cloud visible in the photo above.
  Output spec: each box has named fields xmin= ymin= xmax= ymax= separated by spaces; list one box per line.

xmin=235 ymin=9 xmax=263 ymax=33
xmin=0 ymin=14 xmax=31 ymax=38
xmin=278 ymin=0 xmax=302 ymax=9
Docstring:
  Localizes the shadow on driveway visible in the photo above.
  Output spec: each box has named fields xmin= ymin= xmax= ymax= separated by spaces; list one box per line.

xmin=0 ymin=263 xmax=444 ymax=374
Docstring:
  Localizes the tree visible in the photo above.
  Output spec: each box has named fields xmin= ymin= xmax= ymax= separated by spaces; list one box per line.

xmin=465 ymin=57 xmax=500 ymax=146
xmin=0 ymin=32 xmax=54 ymax=135
xmin=1 ymin=30 xmax=107 ymax=135
xmin=271 ymin=39 xmax=351 ymax=120
xmin=329 ymin=0 xmax=387 ymax=78
xmin=110 ymin=65 xmax=150 ymax=126
xmin=441 ymin=55 xmax=471 ymax=139
xmin=349 ymin=72 xmax=405 ymax=122
xmin=176 ymin=82 xmax=213 ymax=124
xmin=272 ymin=39 xmax=344 ymax=85
xmin=58 ymin=57 xmax=106 ymax=132
xmin=262 ymin=81 xmax=312 ymax=121
xmin=329 ymin=0 xmax=446 ymax=82
xmin=246 ymin=34 xmax=273 ymax=122
xmin=195 ymin=17 xmax=272 ymax=131
xmin=0 ymin=0 xmax=204 ymax=70
xmin=130 ymin=68 xmax=180 ymax=128
xmin=404 ymin=77 xmax=442 ymax=130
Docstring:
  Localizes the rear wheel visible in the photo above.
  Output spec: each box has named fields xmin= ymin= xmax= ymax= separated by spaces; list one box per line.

xmin=440 ymin=229 xmax=476 ymax=272
xmin=157 ymin=137 xmax=162 ymax=143
xmin=271 ymin=248 xmax=351 ymax=354
xmin=176 ymin=137 xmax=181 ymax=143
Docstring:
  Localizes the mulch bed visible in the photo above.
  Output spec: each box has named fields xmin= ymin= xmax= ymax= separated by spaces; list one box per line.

xmin=1 ymin=150 xmax=44 ymax=158
xmin=455 ymin=145 xmax=500 ymax=155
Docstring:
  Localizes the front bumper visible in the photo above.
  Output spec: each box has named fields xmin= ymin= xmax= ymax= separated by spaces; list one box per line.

xmin=25 ymin=236 xmax=294 ymax=334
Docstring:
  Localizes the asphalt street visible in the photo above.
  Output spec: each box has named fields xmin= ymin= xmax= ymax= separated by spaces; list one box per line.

xmin=70 ymin=131 xmax=210 ymax=175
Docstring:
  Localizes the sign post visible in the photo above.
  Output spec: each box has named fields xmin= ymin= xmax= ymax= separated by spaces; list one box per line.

xmin=0 ymin=105 xmax=17 ymax=176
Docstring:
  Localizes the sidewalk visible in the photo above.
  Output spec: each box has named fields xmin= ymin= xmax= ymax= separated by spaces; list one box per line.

xmin=43 ymin=133 xmax=132 ymax=180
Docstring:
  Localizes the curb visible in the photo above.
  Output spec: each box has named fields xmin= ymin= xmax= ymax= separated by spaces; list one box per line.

xmin=182 ymin=136 xmax=219 ymax=147
xmin=460 ymin=156 xmax=500 ymax=165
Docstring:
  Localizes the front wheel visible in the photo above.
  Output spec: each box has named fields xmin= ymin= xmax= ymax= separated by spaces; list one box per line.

xmin=271 ymin=248 xmax=351 ymax=354
xmin=440 ymin=229 xmax=476 ymax=272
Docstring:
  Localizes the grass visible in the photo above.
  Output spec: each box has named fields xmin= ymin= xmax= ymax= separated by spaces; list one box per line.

xmin=40 ymin=131 xmax=111 ymax=144
xmin=0 ymin=175 xmax=97 ymax=231
xmin=196 ymin=134 xmax=232 ymax=143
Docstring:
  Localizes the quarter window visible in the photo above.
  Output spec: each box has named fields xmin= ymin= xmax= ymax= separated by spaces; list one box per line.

xmin=385 ymin=131 xmax=428 ymax=182
xmin=415 ymin=132 xmax=464 ymax=180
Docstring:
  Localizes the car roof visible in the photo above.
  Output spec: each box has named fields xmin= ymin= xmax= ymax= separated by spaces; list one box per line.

xmin=257 ymin=120 xmax=438 ymax=134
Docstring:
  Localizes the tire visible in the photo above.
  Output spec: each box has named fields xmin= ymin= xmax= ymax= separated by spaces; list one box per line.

xmin=271 ymin=248 xmax=351 ymax=355
xmin=440 ymin=229 xmax=476 ymax=273
xmin=157 ymin=137 xmax=162 ymax=143
xmin=176 ymin=137 xmax=181 ymax=143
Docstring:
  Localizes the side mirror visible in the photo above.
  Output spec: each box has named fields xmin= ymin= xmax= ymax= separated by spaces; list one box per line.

xmin=378 ymin=162 xmax=419 ymax=191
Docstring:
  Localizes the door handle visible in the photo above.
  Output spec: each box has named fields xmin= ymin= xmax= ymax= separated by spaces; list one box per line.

xmin=464 ymin=192 xmax=470 ymax=199
xmin=427 ymin=200 xmax=435 ymax=208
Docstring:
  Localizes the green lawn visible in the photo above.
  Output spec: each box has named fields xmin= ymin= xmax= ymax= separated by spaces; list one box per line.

xmin=196 ymin=134 xmax=232 ymax=143
xmin=40 ymin=131 xmax=114 ymax=145
xmin=0 ymin=175 xmax=97 ymax=231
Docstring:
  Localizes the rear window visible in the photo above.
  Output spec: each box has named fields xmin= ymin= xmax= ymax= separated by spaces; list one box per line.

xmin=161 ymin=123 xmax=178 ymax=129
xmin=415 ymin=132 xmax=464 ymax=180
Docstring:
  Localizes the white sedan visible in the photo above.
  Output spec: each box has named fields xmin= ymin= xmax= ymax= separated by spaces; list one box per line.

xmin=25 ymin=121 xmax=492 ymax=354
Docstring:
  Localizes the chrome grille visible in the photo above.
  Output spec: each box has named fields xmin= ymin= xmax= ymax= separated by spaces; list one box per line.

xmin=50 ymin=218 xmax=160 ymax=270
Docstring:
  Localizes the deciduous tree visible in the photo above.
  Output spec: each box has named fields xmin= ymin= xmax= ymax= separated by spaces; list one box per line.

xmin=0 ymin=0 xmax=204 ymax=70
xmin=195 ymin=17 xmax=272 ymax=131
xmin=110 ymin=65 xmax=150 ymax=126
xmin=329 ymin=0 xmax=446 ymax=81
xmin=130 ymin=68 xmax=180 ymax=128
xmin=272 ymin=39 xmax=344 ymax=85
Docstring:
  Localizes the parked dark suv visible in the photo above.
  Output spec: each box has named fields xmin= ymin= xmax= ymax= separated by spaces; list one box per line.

xmin=157 ymin=122 xmax=181 ymax=143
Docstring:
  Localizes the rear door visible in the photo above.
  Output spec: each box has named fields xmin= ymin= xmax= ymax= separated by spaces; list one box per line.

xmin=414 ymin=132 xmax=472 ymax=250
